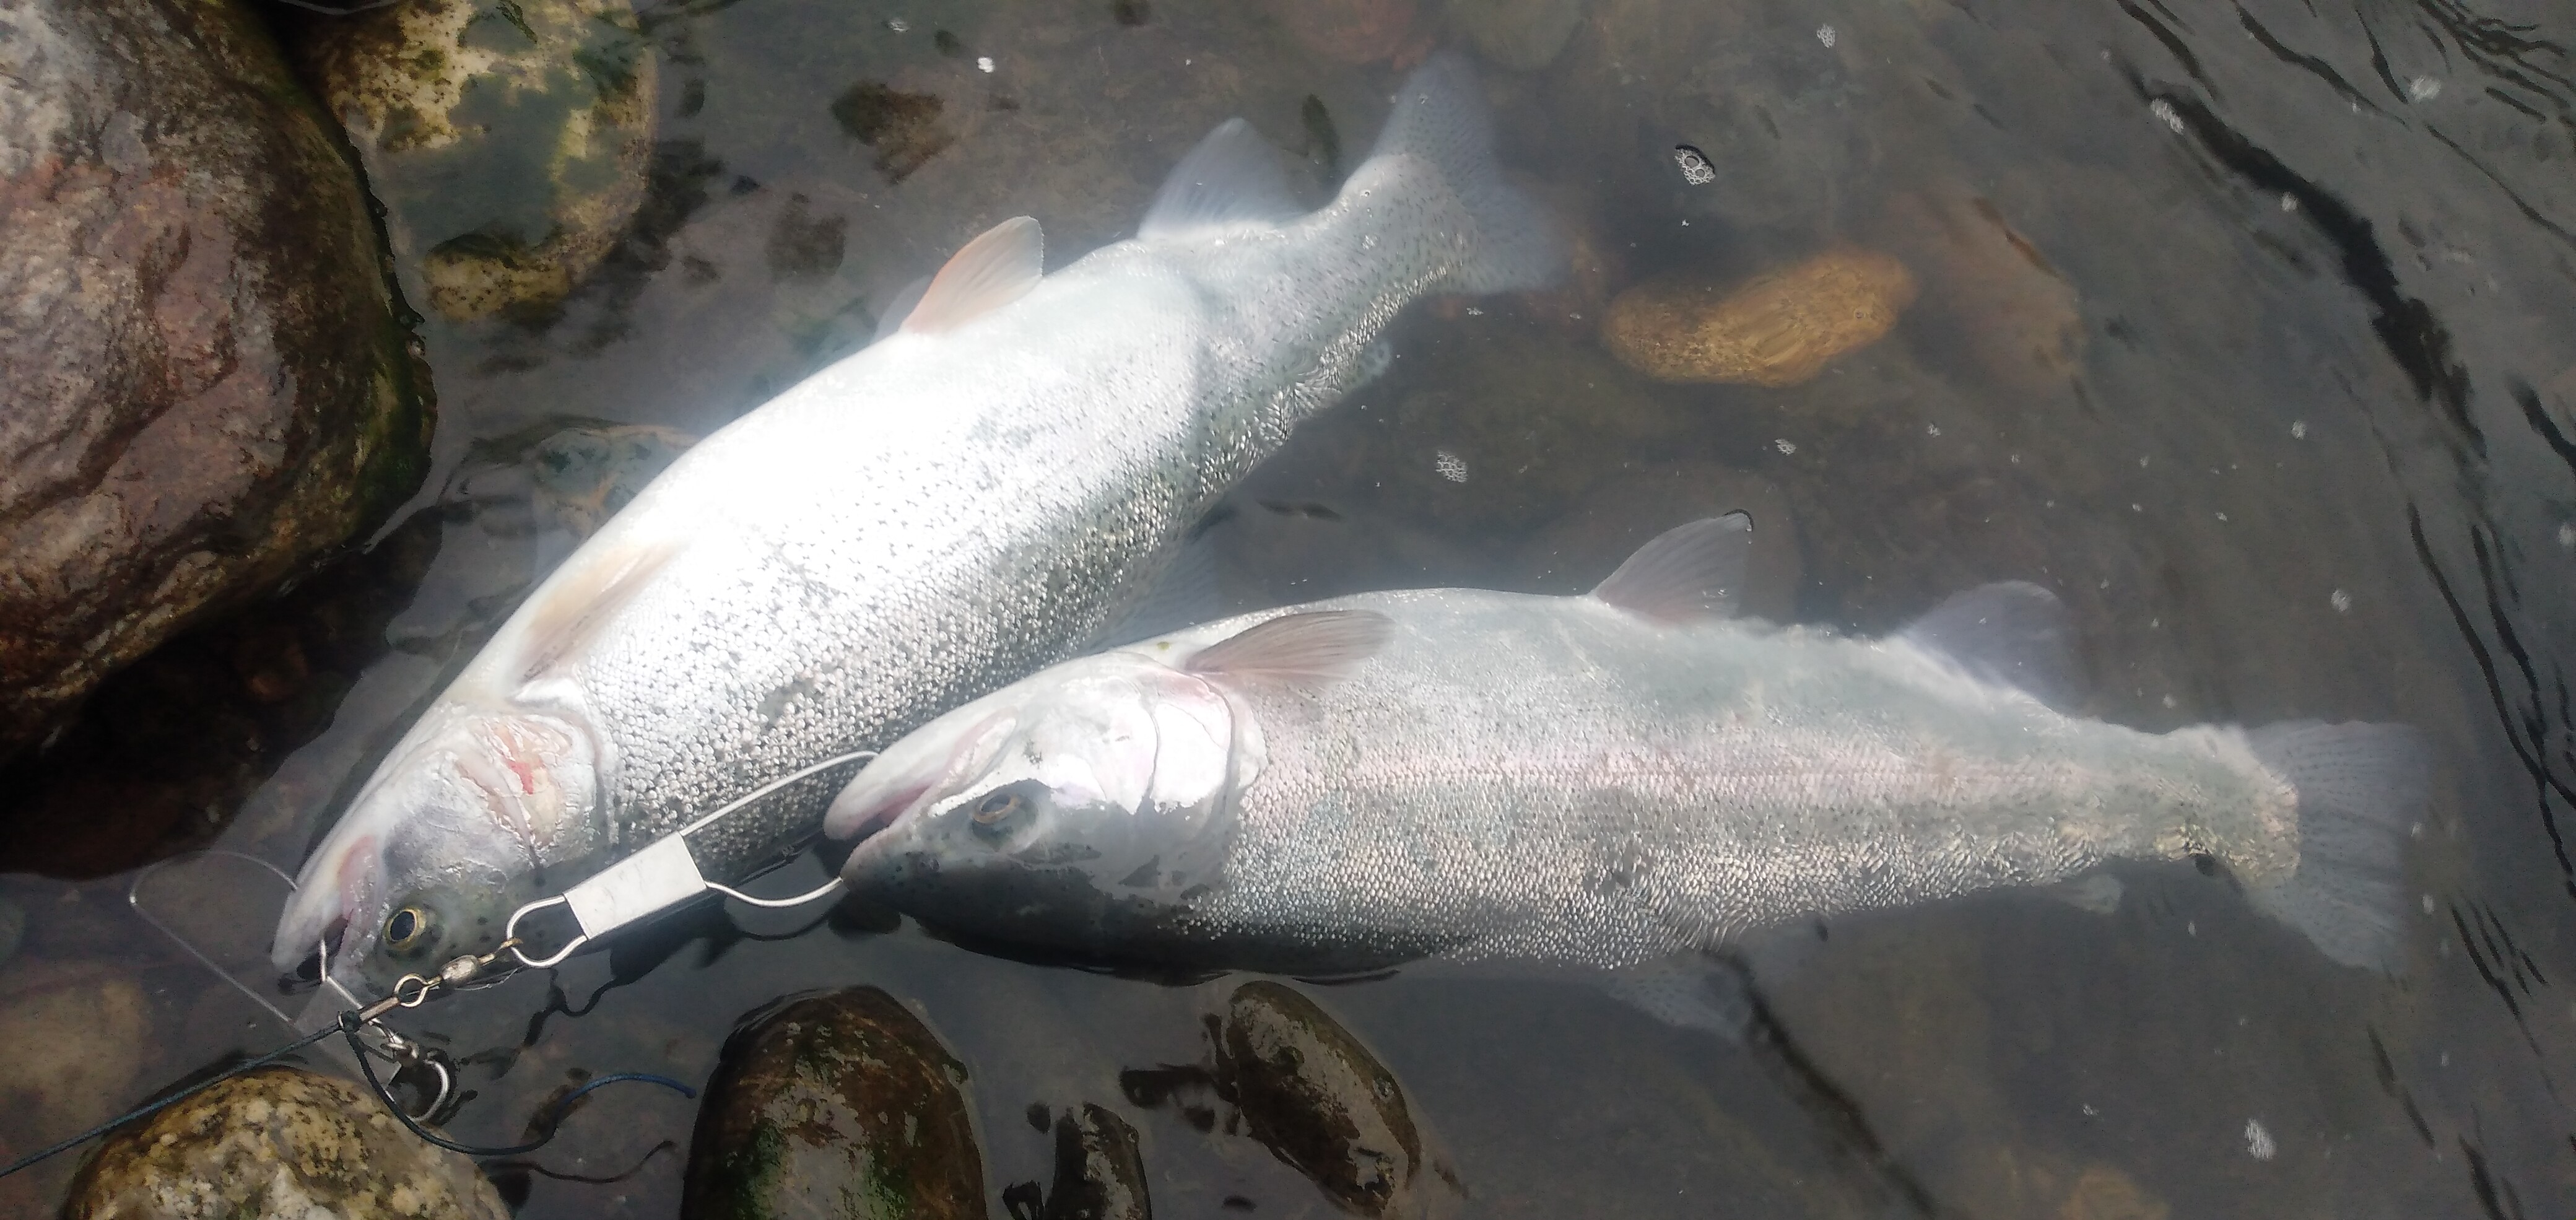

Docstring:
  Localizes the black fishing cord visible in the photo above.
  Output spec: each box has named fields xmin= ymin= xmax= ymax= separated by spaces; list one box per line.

xmin=338 ymin=1013 xmax=696 ymax=1157
xmin=0 ymin=1011 xmax=696 ymax=1180
xmin=0 ymin=1022 xmax=342 ymax=1179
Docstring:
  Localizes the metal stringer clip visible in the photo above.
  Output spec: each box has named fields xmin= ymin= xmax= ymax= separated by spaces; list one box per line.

xmin=502 ymin=748 xmax=876 ymax=969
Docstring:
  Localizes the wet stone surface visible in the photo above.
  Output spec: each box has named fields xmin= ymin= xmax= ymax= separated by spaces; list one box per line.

xmin=285 ymin=0 xmax=659 ymax=323
xmin=60 ymin=1066 xmax=510 ymax=1220
xmin=1004 ymin=1102 xmax=1153 ymax=1220
xmin=684 ymin=987 xmax=986 ymax=1220
xmin=0 ymin=0 xmax=435 ymax=757
xmin=1123 ymin=980 xmax=1438 ymax=1218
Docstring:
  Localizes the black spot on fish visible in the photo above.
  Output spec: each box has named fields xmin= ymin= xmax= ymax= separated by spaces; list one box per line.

xmin=1221 ymin=1196 xmax=1256 ymax=1211
xmin=1025 ymin=1102 xmax=1052 ymax=1132
xmin=1119 ymin=856 xmax=1162 ymax=888
xmin=933 ymin=28 xmax=965 ymax=57
xmin=1112 ymin=0 xmax=1149 ymax=25
xmin=728 ymin=174 xmax=760 ymax=196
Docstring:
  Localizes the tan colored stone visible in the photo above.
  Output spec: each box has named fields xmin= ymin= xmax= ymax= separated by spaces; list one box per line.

xmin=0 ymin=961 xmax=150 ymax=1135
xmin=1603 ymin=248 xmax=1918 ymax=386
xmin=2060 ymin=1164 xmax=2169 ymax=1220
xmin=61 ymin=1066 xmax=510 ymax=1219
xmin=1876 ymin=189 xmax=2084 ymax=395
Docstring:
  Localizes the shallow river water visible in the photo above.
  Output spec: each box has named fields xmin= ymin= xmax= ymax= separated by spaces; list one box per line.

xmin=7 ymin=0 xmax=2576 ymax=1215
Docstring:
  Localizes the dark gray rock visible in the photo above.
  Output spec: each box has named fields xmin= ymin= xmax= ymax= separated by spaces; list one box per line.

xmin=684 ymin=987 xmax=986 ymax=1220
xmin=0 ymin=0 xmax=433 ymax=757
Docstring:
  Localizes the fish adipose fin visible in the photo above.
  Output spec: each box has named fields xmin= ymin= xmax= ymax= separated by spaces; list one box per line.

xmin=902 ymin=216 xmax=1043 ymax=333
xmin=1896 ymin=581 xmax=2083 ymax=710
xmin=2242 ymin=721 xmax=2429 ymax=972
xmin=1590 ymin=514 xmax=1752 ymax=623
xmin=1185 ymin=609 xmax=1392 ymax=686
xmin=1139 ymin=118 xmax=1303 ymax=238
xmin=1367 ymin=51 xmax=1565 ymax=294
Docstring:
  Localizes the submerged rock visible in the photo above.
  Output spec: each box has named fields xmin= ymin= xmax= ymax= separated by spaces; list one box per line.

xmin=683 ymin=988 xmax=985 ymax=1220
xmin=1603 ymin=248 xmax=1918 ymax=386
xmin=1445 ymin=0 xmax=1588 ymax=71
xmin=1266 ymin=0 xmax=1420 ymax=64
xmin=1874 ymin=188 xmax=2084 ymax=396
xmin=0 ymin=0 xmax=435 ymax=757
xmin=287 ymin=0 xmax=658 ymax=322
xmin=1014 ymin=1103 xmax=1153 ymax=1220
xmin=60 ymin=1066 xmax=509 ymax=1220
xmin=0 ymin=961 xmax=150 ymax=1149
xmin=1219 ymin=982 xmax=1424 ymax=1216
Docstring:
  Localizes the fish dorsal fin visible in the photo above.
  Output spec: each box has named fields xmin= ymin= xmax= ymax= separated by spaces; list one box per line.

xmin=1139 ymin=118 xmax=1301 ymax=238
xmin=872 ymin=273 xmax=933 ymax=341
xmin=510 ymin=537 xmax=682 ymax=684
xmin=900 ymin=216 xmax=1042 ymax=334
xmin=1184 ymin=610 xmax=1392 ymax=685
xmin=1895 ymin=581 xmax=2082 ymax=709
xmin=1590 ymin=515 xmax=1753 ymax=623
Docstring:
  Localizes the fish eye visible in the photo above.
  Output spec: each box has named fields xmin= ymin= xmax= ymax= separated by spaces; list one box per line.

xmin=972 ymin=790 xmax=1024 ymax=824
xmin=966 ymin=782 xmax=1043 ymax=843
xmin=383 ymin=906 xmax=435 ymax=955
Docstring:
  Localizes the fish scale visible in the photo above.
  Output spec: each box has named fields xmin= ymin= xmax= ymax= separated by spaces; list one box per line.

xmin=275 ymin=53 xmax=1562 ymax=996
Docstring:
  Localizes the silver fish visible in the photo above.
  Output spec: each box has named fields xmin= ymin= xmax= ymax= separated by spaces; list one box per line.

xmin=828 ymin=516 xmax=2424 ymax=976
xmin=272 ymin=53 xmax=1562 ymax=995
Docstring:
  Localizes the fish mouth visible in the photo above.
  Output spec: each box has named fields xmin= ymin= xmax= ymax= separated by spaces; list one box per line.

xmin=824 ymin=707 xmax=1018 ymax=840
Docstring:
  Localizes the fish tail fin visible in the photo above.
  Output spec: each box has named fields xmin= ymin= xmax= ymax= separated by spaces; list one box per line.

xmin=2238 ymin=720 xmax=2429 ymax=972
xmin=1357 ymin=51 xmax=1564 ymax=294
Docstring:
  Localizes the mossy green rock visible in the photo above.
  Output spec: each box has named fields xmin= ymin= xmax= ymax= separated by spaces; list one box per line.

xmin=684 ymin=988 xmax=985 ymax=1220
xmin=289 ymin=0 xmax=656 ymax=321
xmin=0 ymin=0 xmax=434 ymax=758
xmin=59 ymin=1066 xmax=509 ymax=1220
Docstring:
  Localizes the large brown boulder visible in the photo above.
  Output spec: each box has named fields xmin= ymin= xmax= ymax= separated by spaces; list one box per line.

xmin=0 ymin=0 xmax=433 ymax=756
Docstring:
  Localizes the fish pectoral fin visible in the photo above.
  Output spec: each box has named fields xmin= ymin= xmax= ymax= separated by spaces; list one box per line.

xmin=900 ymin=216 xmax=1043 ymax=334
xmin=510 ymin=536 xmax=684 ymax=685
xmin=1139 ymin=117 xmax=1302 ymax=239
xmin=1183 ymin=609 xmax=1393 ymax=686
xmin=1894 ymin=580 xmax=2084 ymax=709
xmin=1589 ymin=514 xmax=1754 ymax=624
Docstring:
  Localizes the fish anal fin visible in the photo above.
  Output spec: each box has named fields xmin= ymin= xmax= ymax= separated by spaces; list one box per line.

xmin=1895 ymin=580 xmax=2082 ymax=708
xmin=1590 ymin=514 xmax=1753 ymax=624
xmin=1139 ymin=118 xmax=1302 ymax=238
xmin=1184 ymin=610 xmax=1392 ymax=686
xmin=900 ymin=216 xmax=1043 ymax=334
xmin=511 ymin=538 xmax=682 ymax=684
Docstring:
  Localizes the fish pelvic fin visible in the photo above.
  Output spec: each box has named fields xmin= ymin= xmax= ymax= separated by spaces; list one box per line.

xmin=2239 ymin=720 xmax=2429 ymax=972
xmin=1139 ymin=118 xmax=1303 ymax=238
xmin=1590 ymin=514 xmax=1752 ymax=624
xmin=902 ymin=216 xmax=1043 ymax=333
xmin=1357 ymin=51 xmax=1565 ymax=295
